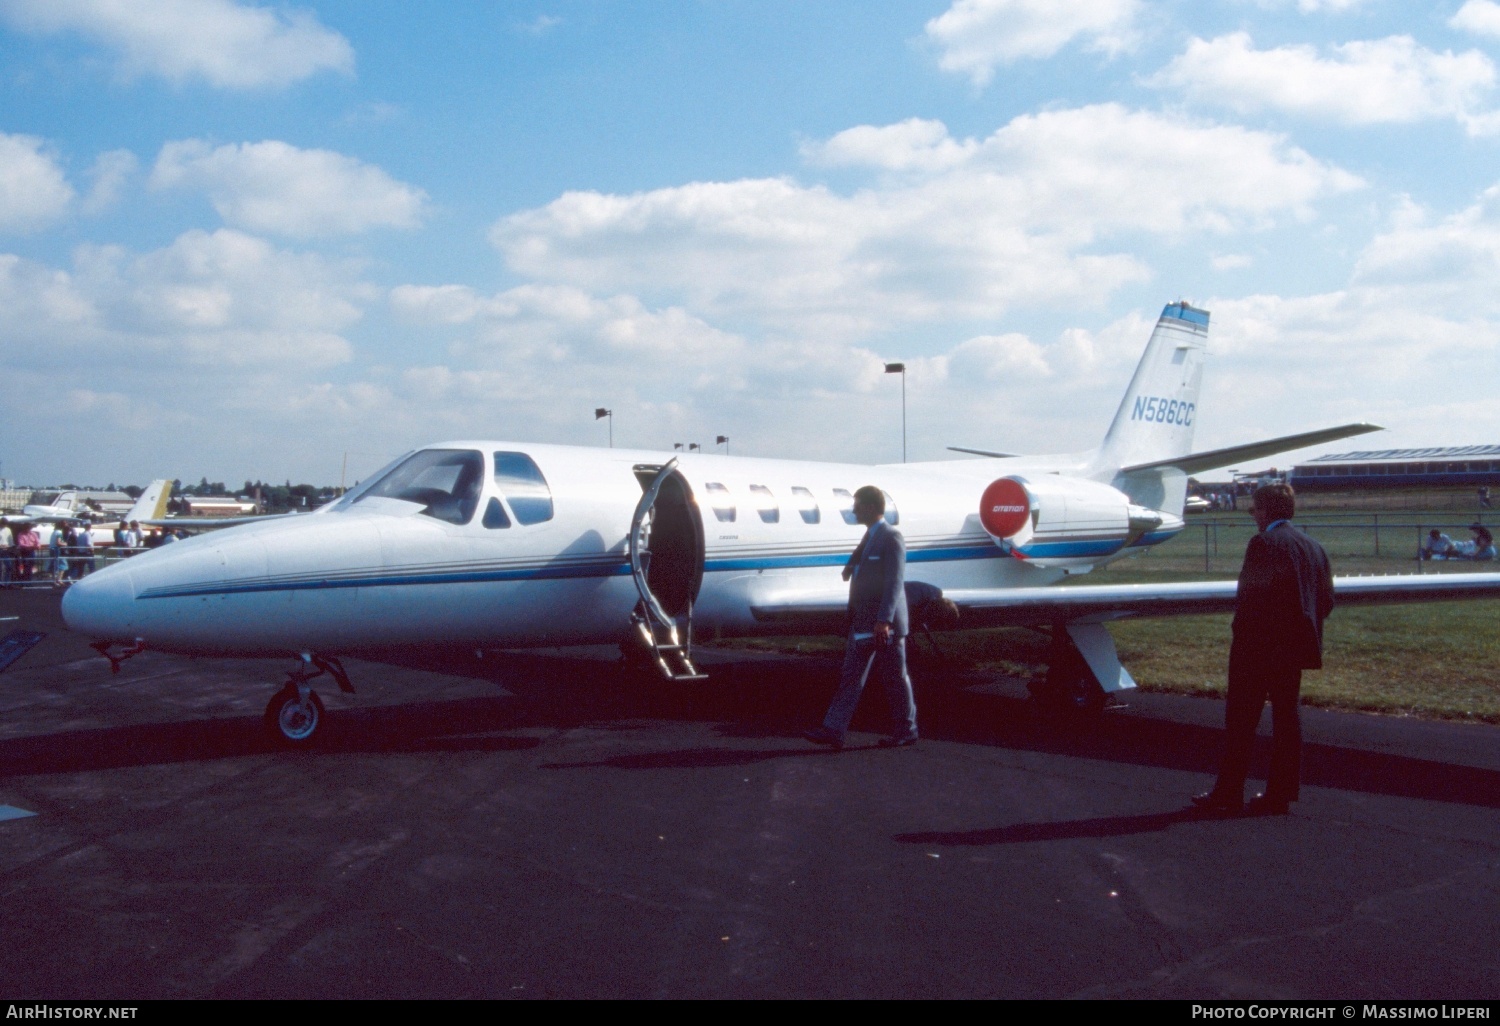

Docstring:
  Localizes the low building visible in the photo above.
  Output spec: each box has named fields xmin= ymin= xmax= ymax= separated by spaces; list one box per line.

xmin=1290 ymin=446 xmax=1500 ymax=490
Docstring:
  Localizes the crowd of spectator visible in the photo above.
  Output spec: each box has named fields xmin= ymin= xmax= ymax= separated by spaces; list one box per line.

xmin=0 ymin=519 xmax=186 ymax=586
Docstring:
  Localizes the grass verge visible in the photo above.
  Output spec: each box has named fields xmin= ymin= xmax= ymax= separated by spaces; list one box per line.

xmin=724 ymin=508 xmax=1500 ymax=724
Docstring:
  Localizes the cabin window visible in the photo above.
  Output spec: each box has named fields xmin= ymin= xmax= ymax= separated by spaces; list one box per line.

xmin=493 ymin=452 xmax=554 ymax=525
xmin=791 ymin=486 xmax=819 ymax=524
xmin=352 ymin=448 xmax=484 ymax=525
xmin=704 ymin=482 xmax=736 ymax=522
xmin=749 ymin=485 xmax=779 ymax=523
xmin=833 ymin=488 xmax=859 ymax=526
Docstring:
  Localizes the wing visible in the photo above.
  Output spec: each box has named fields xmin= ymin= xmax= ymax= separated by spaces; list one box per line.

xmin=751 ymin=572 xmax=1500 ymax=631
xmin=749 ymin=572 xmax=1500 ymax=695
xmin=3 ymin=513 xmax=83 ymax=527
xmin=142 ymin=512 xmax=304 ymax=533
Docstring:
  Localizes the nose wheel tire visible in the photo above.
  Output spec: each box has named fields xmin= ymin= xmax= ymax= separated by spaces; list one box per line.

xmin=264 ymin=684 xmax=325 ymax=745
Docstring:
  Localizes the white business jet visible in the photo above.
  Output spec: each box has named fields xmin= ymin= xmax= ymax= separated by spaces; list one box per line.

xmin=62 ymin=303 xmax=1500 ymax=743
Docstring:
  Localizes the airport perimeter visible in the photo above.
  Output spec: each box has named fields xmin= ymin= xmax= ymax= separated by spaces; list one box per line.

xmin=0 ymin=587 xmax=1497 ymax=999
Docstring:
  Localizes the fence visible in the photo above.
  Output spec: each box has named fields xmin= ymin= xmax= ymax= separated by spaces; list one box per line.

xmin=0 ymin=545 xmax=152 ymax=588
xmin=1166 ymin=514 xmax=1494 ymax=576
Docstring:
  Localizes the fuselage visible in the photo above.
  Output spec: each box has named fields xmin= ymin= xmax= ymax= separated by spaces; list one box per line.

xmin=60 ymin=441 xmax=1185 ymax=658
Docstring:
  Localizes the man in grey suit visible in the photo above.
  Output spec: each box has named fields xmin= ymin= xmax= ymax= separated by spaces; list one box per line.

xmin=1194 ymin=483 xmax=1334 ymax=816
xmin=804 ymin=486 xmax=919 ymax=750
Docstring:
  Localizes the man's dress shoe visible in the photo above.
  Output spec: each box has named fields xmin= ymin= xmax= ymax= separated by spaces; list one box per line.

xmin=1191 ymin=790 xmax=1244 ymax=814
xmin=1247 ymin=793 xmax=1290 ymax=816
xmin=878 ymin=735 xmax=918 ymax=748
xmin=803 ymin=727 xmax=844 ymax=750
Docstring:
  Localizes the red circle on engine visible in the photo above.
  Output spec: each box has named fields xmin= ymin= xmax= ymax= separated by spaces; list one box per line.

xmin=979 ymin=478 xmax=1030 ymax=538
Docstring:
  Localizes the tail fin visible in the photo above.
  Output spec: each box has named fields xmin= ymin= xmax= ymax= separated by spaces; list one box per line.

xmin=1095 ymin=302 xmax=1210 ymax=473
xmin=124 ymin=480 xmax=172 ymax=523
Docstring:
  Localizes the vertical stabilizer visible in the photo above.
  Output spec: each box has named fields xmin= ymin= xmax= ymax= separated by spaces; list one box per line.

xmin=1095 ymin=302 xmax=1210 ymax=473
xmin=124 ymin=480 xmax=172 ymax=523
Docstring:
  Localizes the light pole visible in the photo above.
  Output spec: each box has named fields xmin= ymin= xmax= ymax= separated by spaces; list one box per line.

xmin=716 ymin=435 xmax=729 ymax=455
xmin=594 ymin=408 xmax=613 ymax=448
xmin=885 ymin=362 xmax=906 ymax=463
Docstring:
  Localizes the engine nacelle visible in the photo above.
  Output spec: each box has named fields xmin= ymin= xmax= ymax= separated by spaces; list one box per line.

xmin=979 ymin=475 xmax=1171 ymax=564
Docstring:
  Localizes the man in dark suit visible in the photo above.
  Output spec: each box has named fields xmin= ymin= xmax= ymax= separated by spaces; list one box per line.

xmin=1195 ymin=483 xmax=1334 ymax=815
xmin=805 ymin=486 xmax=919 ymax=750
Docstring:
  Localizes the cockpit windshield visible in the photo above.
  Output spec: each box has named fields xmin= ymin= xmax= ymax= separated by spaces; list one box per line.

xmin=348 ymin=449 xmax=484 ymax=525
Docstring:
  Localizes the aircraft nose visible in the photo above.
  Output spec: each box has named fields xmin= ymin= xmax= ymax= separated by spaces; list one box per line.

xmin=61 ymin=563 xmax=137 ymax=641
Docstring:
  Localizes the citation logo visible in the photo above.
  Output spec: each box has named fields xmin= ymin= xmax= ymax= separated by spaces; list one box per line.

xmin=979 ymin=479 xmax=1030 ymax=539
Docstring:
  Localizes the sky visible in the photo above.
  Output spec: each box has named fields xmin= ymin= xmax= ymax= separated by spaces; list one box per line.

xmin=2 ymin=0 xmax=1499 ymax=488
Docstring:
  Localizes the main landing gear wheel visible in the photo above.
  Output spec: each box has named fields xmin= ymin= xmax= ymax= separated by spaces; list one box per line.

xmin=264 ymin=684 xmax=325 ymax=745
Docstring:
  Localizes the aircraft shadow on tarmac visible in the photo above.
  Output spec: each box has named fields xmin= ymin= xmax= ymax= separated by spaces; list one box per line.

xmin=4 ymin=645 xmax=1499 ymax=817
xmin=896 ymin=810 xmax=1202 ymax=847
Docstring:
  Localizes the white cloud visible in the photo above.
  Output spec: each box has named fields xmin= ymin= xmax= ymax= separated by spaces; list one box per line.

xmin=0 ymin=228 xmax=366 ymax=372
xmin=1290 ymin=0 xmax=1370 ymax=10
xmin=516 ymin=15 xmax=562 ymax=36
xmin=1151 ymin=33 xmax=1499 ymax=132
xmin=925 ymin=0 xmax=1140 ymax=85
xmin=0 ymin=0 xmax=353 ymax=89
xmin=1351 ymin=184 xmax=1500 ymax=293
xmin=0 ymin=133 xmax=74 ymax=232
xmin=81 ymin=148 xmax=137 ymax=214
xmin=944 ymin=332 xmax=1052 ymax=380
xmin=803 ymin=118 xmax=978 ymax=172
xmin=1452 ymin=1 xmax=1500 ymax=40
xmin=150 ymin=140 xmax=428 ymax=237
xmin=393 ymin=282 xmax=743 ymax=365
xmin=1212 ymin=253 xmax=1254 ymax=271
xmin=491 ymin=105 xmax=1357 ymax=336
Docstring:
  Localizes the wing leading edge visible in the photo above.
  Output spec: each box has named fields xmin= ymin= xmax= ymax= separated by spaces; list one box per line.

xmin=750 ymin=572 xmax=1500 ymax=632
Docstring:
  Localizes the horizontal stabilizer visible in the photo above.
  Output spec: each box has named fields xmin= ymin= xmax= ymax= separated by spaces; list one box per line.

xmin=1121 ymin=423 xmax=1382 ymax=476
xmin=947 ymin=446 xmax=1021 ymax=459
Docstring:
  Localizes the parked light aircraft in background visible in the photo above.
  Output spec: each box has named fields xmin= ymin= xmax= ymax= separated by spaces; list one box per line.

xmin=63 ymin=303 xmax=1500 ymax=743
xmin=8 ymin=481 xmax=173 ymax=547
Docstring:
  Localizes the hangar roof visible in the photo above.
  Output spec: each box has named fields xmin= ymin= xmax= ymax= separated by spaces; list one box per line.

xmin=1301 ymin=445 xmax=1500 ymax=465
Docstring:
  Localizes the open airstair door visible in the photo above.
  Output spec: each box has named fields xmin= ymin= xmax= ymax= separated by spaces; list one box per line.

xmin=628 ymin=460 xmax=707 ymax=681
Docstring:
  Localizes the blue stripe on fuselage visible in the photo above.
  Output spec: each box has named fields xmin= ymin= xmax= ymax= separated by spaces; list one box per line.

xmin=143 ymin=532 xmax=1192 ymax=600
xmin=138 ymin=541 xmax=1018 ymax=599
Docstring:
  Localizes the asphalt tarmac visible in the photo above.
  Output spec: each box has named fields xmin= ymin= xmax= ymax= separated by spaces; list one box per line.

xmin=1 ymin=586 xmax=1497 ymax=999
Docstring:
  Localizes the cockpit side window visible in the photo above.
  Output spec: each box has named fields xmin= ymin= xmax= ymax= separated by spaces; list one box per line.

xmin=832 ymin=488 xmax=859 ymax=526
xmin=882 ymin=490 xmax=899 ymax=526
xmin=493 ymin=452 xmax=554 ymax=525
xmin=352 ymin=449 xmax=484 ymax=525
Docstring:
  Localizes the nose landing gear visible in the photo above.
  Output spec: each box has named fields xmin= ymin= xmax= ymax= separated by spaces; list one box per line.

xmin=263 ymin=653 xmax=353 ymax=745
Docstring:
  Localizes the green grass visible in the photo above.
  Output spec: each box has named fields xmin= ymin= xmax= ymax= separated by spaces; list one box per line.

xmin=724 ymin=506 xmax=1500 ymax=723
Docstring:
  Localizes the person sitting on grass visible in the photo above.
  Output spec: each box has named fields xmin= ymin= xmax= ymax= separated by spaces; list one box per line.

xmin=1421 ymin=529 xmax=1456 ymax=560
xmin=1467 ymin=524 xmax=1496 ymax=561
